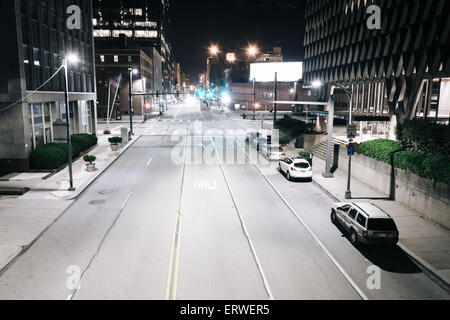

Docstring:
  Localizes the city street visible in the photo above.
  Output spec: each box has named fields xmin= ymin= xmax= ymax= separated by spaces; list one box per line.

xmin=0 ymin=100 xmax=448 ymax=300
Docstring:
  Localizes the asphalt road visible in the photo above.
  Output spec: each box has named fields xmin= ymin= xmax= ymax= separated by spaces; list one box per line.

xmin=0 ymin=99 xmax=448 ymax=300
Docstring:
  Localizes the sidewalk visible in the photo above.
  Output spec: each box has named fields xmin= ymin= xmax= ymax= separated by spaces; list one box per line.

xmin=310 ymin=155 xmax=450 ymax=286
xmin=0 ymin=131 xmax=140 ymax=271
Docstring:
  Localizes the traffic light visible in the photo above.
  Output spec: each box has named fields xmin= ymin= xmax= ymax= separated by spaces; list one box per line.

xmin=267 ymin=135 xmax=272 ymax=145
xmin=156 ymin=91 xmax=159 ymax=98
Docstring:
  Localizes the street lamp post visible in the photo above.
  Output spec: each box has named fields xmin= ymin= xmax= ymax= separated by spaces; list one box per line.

xmin=128 ymin=68 xmax=137 ymax=138
xmin=252 ymin=78 xmax=256 ymax=120
xmin=273 ymin=72 xmax=278 ymax=123
xmin=62 ymin=55 xmax=78 ymax=191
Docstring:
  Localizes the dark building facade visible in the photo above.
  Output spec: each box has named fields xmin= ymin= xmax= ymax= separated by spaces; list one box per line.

xmin=0 ymin=0 xmax=97 ymax=171
xmin=303 ymin=0 xmax=450 ymax=136
xmin=92 ymin=0 xmax=174 ymax=91
xmin=96 ymin=48 xmax=153 ymax=119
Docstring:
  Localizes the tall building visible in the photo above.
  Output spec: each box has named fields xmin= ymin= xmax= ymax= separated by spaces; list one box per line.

xmin=0 ymin=0 xmax=97 ymax=171
xmin=92 ymin=0 xmax=174 ymax=91
xmin=303 ymin=0 xmax=450 ymax=136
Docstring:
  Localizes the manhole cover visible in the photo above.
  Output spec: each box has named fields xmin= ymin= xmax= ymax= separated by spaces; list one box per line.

xmin=89 ymin=200 xmax=106 ymax=205
xmin=99 ymin=190 xmax=114 ymax=195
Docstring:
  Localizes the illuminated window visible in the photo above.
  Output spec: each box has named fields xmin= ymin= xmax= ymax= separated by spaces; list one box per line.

xmin=135 ymin=30 xmax=158 ymax=38
xmin=114 ymin=56 xmax=119 ymax=63
xmin=93 ymin=29 xmax=111 ymax=37
xmin=100 ymin=55 xmax=105 ymax=62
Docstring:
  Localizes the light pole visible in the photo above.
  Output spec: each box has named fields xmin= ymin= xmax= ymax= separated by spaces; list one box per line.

xmin=334 ymin=84 xmax=354 ymax=199
xmin=273 ymin=72 xmax=278 ymax=123
xmin=252 ymin=78 xmax=256 ymax=120
xmin=63 ymin=54 xmax=78 ymax=191
xmin=128 ymin=68 xmax=138 ymax=138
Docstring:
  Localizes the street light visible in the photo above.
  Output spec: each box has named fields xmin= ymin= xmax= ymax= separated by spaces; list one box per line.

xmin=332 ymin=83 xmax=354 ymax=199
xmin=128 ymin=68 xmax=138 ymax=138
xmin=209 ymin=45 xmax=219 ymax=56
xmin=62 ymin=53 xmax=79 ymax=191
xmin=247 ymin=45 xmax=259 ymax=58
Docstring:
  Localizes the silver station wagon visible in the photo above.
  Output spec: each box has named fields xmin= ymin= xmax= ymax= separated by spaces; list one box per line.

xmin=331 ymin=202 xmax=399 ymax=247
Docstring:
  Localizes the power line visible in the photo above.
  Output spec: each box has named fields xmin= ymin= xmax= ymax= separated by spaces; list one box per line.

xmin=0 ymin=65 xmax=64 ymax=113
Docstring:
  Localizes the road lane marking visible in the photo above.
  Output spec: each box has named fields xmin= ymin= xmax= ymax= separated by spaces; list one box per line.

xmin=146 ymin=157 xmax=153 ymax=167
xmin=111 ymin=125 xmax=123 ymax=132
xmin=232 ymin=137 xmax=369 ymax=301
xmin=165 ymin=134 xmax=188 ymax=300
xmin=211 ymin=137 xmax=274 ymax=300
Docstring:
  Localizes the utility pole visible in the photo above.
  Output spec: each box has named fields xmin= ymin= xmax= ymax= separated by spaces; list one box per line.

xmin=322 ymin=95 xmax=335 ymax=178
xmin=63 ymin=58 xmax=75 ymax=191
xmin=273 ymin=72 xmax=278 ymax=123
xmin=128 ymin=68 xmax=134 ymax=138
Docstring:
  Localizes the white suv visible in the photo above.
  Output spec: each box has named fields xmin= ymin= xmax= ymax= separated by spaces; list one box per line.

xmin=279 ymin=157 xmax=313 ymax=182
xmin=331 ymin=202 xmax=399 ymax=247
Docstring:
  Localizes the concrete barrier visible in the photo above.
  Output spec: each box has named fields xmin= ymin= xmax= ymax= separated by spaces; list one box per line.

xmin=338 ymin=148 xmax=450 ymax=229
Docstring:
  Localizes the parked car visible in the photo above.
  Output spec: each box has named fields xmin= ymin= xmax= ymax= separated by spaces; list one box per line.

xmin=278 ymin=157 xmax=313 ymax=181
xmin=331 ymin=202 xmax=399 ymax=247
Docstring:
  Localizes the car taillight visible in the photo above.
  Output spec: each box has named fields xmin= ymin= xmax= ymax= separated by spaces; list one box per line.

xmin=309 ymin=167 xmax=312 ymax=171
xmin=363 ymin=230 xmax=368 ymax=237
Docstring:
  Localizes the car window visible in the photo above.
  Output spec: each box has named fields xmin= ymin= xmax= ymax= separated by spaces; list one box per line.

xmin=341 ymin=205 xmax=351 ymax=212
xmin=348 ymin=209 xmax=358 ymax=220
xmin=356 ymin=214 xmax=367 ymax=227
xmin=286 ymin=159 xmax=293 ymax=164
xmin=367 ymin=219 xmax=397 ymax=231
xmin=294 ymin=162 xmax=310 ymax=168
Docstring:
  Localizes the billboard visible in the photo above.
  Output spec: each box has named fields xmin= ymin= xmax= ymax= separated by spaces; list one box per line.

xmin=250 ymin=62 xmax=303 ymax=82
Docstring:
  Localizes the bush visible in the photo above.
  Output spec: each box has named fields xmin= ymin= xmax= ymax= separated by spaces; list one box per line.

xmin=422 ymin=155 xmax=450 ymax=185
xmin=359 ymin=139 xmax=401 ymax=163
xmin=30 ymin=145 xmax=67 ymax=170
xmin=45 ymin=143 xmax=82 ymax=159
xmin=397 ymin=119 xmax=450 ymax=156
xmin=299 ymin=151 xmax=313 ymax=158
xmin=83 ymin=155 xmax=97 ymax=164
xmin=393 ymin=151 xmax=428 ymax=177
xmin=71 ymin=134 xmax=91 ymax=151
xmin=279 ymin=138 xmax=290 ymax=146
xmin=108 ymin=137 xmax=123 ymax=145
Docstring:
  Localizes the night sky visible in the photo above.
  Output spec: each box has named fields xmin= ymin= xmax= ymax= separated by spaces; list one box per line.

xmin=169 ymin=0 xmax=306 ymax=78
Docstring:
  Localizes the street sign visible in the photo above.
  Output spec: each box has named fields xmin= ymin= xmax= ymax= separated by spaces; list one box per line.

xmin=347 ymin=124 xmax=357 ymax=139
xmin=347 ymin=143 xmax=355 ymax=156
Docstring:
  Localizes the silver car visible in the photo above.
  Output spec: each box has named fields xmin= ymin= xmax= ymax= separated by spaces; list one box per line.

xmin=331 ymin=202 xmax=399 ymax=247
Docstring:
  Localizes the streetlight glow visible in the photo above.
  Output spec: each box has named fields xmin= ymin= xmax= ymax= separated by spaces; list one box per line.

xmin=66 ymin=54 xmax=79 ymax=64
xmin=312 ymin=80 xmax=323 ymax=88
xmin=209 ymin=45 xmax=219 ymax=56
xmin=247 ymin=45 xmax=259 ymax=57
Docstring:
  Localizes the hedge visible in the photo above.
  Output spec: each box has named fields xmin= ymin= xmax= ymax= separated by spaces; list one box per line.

xmin=359 ymin=139 xmax=401 ymax=163
xmin=30 ymin=134 xmax=98 ymax=170
xmin=397 ymin=119 xmax=450 ymax=156
xmin=30 ymin=145 xmax=67 ymax=170
xmin=275 ymin=118 xmax=307 ymax=131
xmin=360 ymin=139 xmax=450 ymax=184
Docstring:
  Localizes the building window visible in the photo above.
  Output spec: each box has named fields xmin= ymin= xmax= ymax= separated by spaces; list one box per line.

xmin=114 ymin=55 xmax=119 ymax=63
xmin=100 ymin=55 xmax=105 ymax=62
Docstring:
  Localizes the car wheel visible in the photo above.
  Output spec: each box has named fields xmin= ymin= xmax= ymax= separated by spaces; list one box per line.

xmin=350 ymin=229 xmax=359 ymax=246
xmin=287 ymin=172 xmax=291 ymax=181
xmin=331 ymin=210 xmax=337 ymax=224
xmin=278 ymin=164 xmax=282 ymax=172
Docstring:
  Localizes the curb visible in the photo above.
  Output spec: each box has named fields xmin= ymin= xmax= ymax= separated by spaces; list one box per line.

xmin=312 ymin=175 xmax=450 ymax=291
xmin=65 ymin=135 xmax=141 ymax=200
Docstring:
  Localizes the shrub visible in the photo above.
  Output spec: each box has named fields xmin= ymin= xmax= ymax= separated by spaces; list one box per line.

xmin=422 ymin=155 xmax=450 ymax=185
xmin=397 ymin=119 xmax=450 ymax=156
xmin=393 ymin=151 xmax=428 ymax=178
xmin=71 ymin=134 xmax=91 ymax=151
xmin=83 ymin=155 xmax=97 ymax=164
xmin=359 ymin=139 xmax=401 ymax=163
xmin=109 ymin=137 xmax=123 ymax=145
xmin=45 ymin=143 xmax=81 ymax=159
xmin=30 ymin=145 xmax=67 ymax=170
xmin=299 ymin=151 xmax=313 ymax=158
xmin=279 ymin=138 xmax=290 ymax=146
